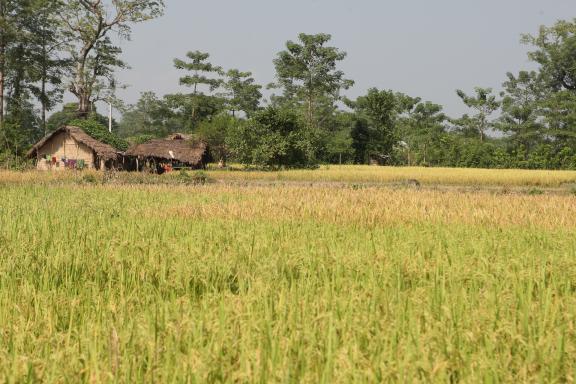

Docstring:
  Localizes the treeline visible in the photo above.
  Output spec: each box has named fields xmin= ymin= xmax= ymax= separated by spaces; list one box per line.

xmin=1 ymin=1 xmax=576 ymax=170
xmin=0 ymin=0 xmax=163 ymax=166
xmin=119 ymin=24 xmax=576 ymax=169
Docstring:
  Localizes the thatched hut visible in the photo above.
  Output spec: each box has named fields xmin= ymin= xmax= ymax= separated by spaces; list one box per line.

xmin=125 ymin=135 xmax=211 ymax=173
xmin=27 ymin=126 xmax=121 ymax=171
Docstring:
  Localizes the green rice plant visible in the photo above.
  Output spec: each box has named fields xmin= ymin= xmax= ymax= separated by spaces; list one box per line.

xmin=0 ymin=176 xmax=575 ymax=382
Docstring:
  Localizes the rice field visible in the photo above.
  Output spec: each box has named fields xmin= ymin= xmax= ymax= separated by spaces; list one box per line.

xmin=1 ymin=165 xmax=576 ymax=188
xmin=206 ymin=165 xmax=576 ymax=188
xmin=1 ymin=168 xmax=576 ymax=382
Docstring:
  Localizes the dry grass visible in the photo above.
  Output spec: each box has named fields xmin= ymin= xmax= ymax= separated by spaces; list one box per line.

xmin=160 ymin=185 xmax=576 ymax=230
xmin=207 ymin=165 xmax=576 ymax=187
xmin=1 ymin=165 xmax=576 ymax=187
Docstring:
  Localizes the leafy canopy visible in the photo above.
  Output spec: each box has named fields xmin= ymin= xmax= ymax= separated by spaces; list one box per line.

xmin=272 ymin=33 xmax=353 ymax=128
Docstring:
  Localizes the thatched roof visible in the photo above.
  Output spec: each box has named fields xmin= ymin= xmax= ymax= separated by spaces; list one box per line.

xmin=125 ymin=138 xmax=209 ymax=166
xmin=27 ymin=126 xmax=119 ymax=160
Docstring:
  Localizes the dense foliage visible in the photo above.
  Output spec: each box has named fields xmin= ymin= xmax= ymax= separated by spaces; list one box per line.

xmin=226 ymin=107 xmax=318 ymax=168
xmin=1 ymin=3 xmax=576 ymax=170
xmin=0 ymin=0 xmax=162 ymax=166
xmin=114 ymin=20 xmax=576 ymax=169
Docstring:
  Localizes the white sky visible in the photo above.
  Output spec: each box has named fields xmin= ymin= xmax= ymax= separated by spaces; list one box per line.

xmin=90 ymin=0 xmax=576 ymax=118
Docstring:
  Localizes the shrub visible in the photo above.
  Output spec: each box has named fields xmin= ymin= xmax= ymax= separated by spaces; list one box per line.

xmin=227 ymin=107 xmax=319 ymax=168
xmin=527 ymin=188 xmax=544 ymax=196
xmin=177 ymin=169 xmax=209 ymax=185
xmin=192 ymin=170 xmax=209 ymax=185
xmin=81 ymin=174 xmax=99 ymax=184
xmin=68 ymin=119 xmax=129 ymax=151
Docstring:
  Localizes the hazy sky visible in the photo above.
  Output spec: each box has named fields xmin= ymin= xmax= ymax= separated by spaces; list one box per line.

xmin=106 ymin=0 xmax=576 ymax=118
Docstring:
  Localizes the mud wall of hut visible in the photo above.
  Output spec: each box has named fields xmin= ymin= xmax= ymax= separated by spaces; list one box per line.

xmin=36 ymin=132 xmax=96 ymax=171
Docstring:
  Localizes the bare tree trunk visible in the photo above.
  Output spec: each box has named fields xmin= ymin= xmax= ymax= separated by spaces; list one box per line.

xmin=41 ymin=39 xmax=47 ymax=134
xmin=479 ymin=114 xmax=486 ymax=142
xmin=78 ymin=94 xmax=91 ymax=118
xmin=76 ymin=91 xmax=92 ymax=119
xmin=307 ymin=89 xmax=314 ymax=129
xmin=42 ymin=103 xmax=47 ymax=135
xmin=307 ymin=70 xmax=314 ymax=128
xmin=191 ymin=81 xmax=198 ymax=122
xmin=74 ymin=48 xmax=92 ymax=119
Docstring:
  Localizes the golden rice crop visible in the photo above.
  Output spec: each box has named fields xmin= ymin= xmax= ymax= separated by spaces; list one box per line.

xmin=207 ymin=165 xmax=576 ymax=187
xmin=0 ymin=171 xmax=575 ymax=382
xmin=2 ymin=165 xmax=576 ymax=187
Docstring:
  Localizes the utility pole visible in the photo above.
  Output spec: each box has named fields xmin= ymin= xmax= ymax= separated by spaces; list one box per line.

xmin=108 ymin=100 xmax=112 ymax=133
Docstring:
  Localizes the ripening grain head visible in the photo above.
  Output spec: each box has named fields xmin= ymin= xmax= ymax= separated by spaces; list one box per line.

xmin=2 ymin=165 xmax=576 ymax=187
xmin=206 ymin=165 xmax=576 ymax=187
xmin=0 ymin=172 xmax=575 ymax=383
xmin=151 ymin=184 xmax=576 ymax=230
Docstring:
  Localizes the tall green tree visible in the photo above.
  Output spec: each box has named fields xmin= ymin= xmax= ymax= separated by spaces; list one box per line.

xmin=0 ymin=0 xmax=49 ymax=153
xmin=196 ymin=114 xmax=237 ymax=166
xmin=397 ymin=101 xmax=447 ymax=165
xmin=540 ymin=90 xmax=576 ymax=146
xmin=0 ymin=0 xmax=25 ymax=133
xmin=26 ymin=0 xmax=68 ymax=135
xmin=227 ymin=106 xmax=317 ymax=168
xmin=350 ymin=88 xmax=400 ymax=164
xmin=223 ymin=69 xmax=262 ymax=117
xmin=456 ymin=87 xmax=500 ymax=142
xmin=119 ymin=92 xmax=172 ymax=138
xmin=271 ymin=33 xmax=353 ymax=129
xmin=163 ymin=92 xmax=225 ymax=131
xmin=523 ymin=20 xmax=576 ymax=92
xmin=497 ymin=71 xmax=546 ymax=152
xmin=174 ymin=51 xmax=223 ymax=124
xmin=61 ymin=0 xmax=164 ymax=117
xmin=522 ymin=19 xmax=576 ymax=150
xmin=324 ymin=126 xmax=353 ymax=164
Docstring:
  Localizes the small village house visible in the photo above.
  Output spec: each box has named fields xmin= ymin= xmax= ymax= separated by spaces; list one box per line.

xmin=27 ymin=126 xmax=120 ymax=171
xmin=125 ymin=134 xmax=211 ymax=173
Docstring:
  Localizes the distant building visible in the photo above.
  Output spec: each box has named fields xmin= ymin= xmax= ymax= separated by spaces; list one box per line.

xmin=27 ymin=126 xmax=120 ymax=171
xmin=125 ymin=134 xmax=211 ymax=173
